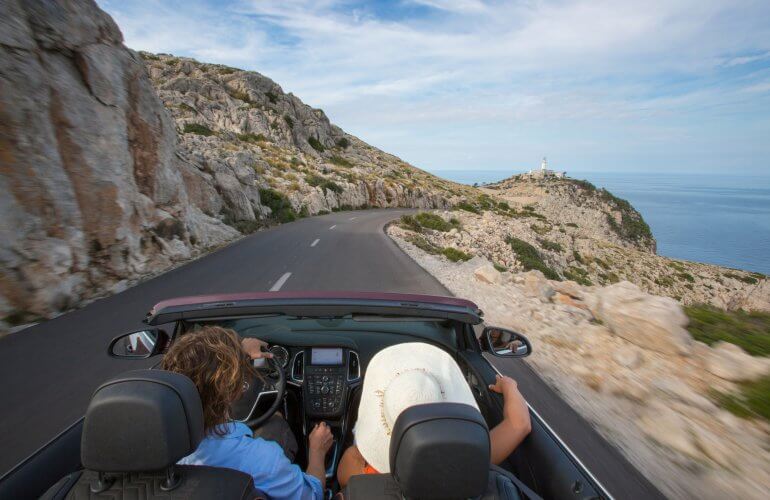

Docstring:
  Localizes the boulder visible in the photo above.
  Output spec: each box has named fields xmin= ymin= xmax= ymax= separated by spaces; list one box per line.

xmin=591 ymin=281 xmax=692 ymax=356
xmin=637 ymin=404 xmax=699 ymax=459
xmin=522 ymin=271 xmax=555 ymax=301
xmin=474 ymin=264 xmax=502 ymax=285
xmin=703 ymin=342 xmax=770 ymax=382
xmin=612 ymin=345 xmax=644 ymax=369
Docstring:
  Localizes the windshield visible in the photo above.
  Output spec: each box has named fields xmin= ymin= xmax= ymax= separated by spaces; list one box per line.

xmin=186 ymin=315 xmax=458 ymax=346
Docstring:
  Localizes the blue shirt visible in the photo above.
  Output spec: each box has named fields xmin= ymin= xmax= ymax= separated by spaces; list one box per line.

xmin=179 ymin=422 xmax=323 ymax=500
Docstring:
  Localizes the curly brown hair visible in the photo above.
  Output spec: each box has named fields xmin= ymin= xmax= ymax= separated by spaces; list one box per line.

xmin=160 ymin=326 xmax=254 ymax=435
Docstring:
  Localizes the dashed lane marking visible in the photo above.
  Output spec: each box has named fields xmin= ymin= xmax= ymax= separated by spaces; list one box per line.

xmin=311 ymin=239 xmax=320 ymax=247
xmin=269 ymin=272 xmax=292 ymax=291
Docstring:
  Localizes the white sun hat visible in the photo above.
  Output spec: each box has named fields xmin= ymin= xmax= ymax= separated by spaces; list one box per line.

xmin=354 ymin=342 xmax=479 ymax=473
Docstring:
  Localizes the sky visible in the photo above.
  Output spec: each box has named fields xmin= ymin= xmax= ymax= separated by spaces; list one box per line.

xmin=98 ymin=0 xmax=770 ymax=174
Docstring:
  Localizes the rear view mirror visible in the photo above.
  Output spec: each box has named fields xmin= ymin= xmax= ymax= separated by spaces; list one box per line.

xmin=481 ymin=326 xmax=532 ymax=357
xmin=109 ymin=329 xmax=167 ymax=358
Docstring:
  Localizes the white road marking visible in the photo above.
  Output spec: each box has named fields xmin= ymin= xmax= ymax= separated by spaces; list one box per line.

xmin=269 ymin=272 xmax=292 ymax=291
xmin=311 ymin=239 xmax=320 ymax=247
xmin=329 ymin=225 xmax=337 ymax=229
xmin=349 ymin=217 xmax=357 ymax=220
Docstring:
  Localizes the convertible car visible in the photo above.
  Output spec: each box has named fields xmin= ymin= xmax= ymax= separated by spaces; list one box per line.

xmin=0 ymin=292 xmax=610 ymax=499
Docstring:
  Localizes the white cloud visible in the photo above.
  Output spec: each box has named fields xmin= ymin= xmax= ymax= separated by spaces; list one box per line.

xmin=99 ymin=0 xmax=770 ymax=173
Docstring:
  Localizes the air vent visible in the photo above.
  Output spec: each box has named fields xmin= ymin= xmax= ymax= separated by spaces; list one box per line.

xmin=347 ymin=351 xmax=360 ymax=381
xmin=292 ymin=351 xmax=305 ymax=382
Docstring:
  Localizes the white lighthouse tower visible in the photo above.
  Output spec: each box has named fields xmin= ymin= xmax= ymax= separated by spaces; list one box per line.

xmin=541 ymin=157 xmax=548 ymax=172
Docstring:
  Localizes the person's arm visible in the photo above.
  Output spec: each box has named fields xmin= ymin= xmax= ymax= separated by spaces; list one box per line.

xmin=307 ymin=422 xmax=334 ymax=489
xmin=337 ymin=445 xmax=367 ymax=488
xmin=488 ymin=374 xmax=531 ymax=465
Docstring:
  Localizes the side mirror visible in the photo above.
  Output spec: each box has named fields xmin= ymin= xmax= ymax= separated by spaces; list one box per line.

xmin=481 ymin=326 xmax=532 ymax=357
xmin=108 ymin=329 xmax=168 ymax=358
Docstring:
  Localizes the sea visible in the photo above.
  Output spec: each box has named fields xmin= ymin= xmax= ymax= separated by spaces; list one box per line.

xmin=429 ymin=169 xmax=770 ymax=275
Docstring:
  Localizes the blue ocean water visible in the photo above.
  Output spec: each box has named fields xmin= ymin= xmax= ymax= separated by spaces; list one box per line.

xmin=430 ymin=169 xmax=770 ymax=274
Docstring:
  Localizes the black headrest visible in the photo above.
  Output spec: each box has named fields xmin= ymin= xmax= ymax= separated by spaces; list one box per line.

xmin=389 ymin=403 xmax=490 ymax=499
xmin=81 ymin=369 xmax=204 ymax=472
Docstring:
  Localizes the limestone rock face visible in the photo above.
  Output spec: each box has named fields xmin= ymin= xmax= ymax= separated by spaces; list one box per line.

xmin=0 ymin=0 xmax=238 ymax=322
xmin=589 ymin=281 xmax=693 ymax=355
xmin=143 ymin=53 xmax=467 ymax=218
xmin=474 ymin=264 xmax=502 ymax=285
xmin=703 ymin=341 xmax=770 ymax=382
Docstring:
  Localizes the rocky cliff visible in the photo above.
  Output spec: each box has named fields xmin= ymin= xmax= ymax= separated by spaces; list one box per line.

xmin=0 ymin=0 xmax=471 ymax=329
xmin=0 ymin=0 xmax=241 ymax=328
xmin=141 ymin=52 xmax=469 ymax=223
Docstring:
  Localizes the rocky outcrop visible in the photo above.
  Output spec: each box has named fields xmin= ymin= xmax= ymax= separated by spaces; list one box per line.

xmin=142 ymin=53 xmax=469 ymax=219
xmin=388 ymin=225 xmax=770 ymax=499
xmin=0 ymin=0 xmax=239 ymax=328
xmin=403 ymin=204 xmax=768 ymax=311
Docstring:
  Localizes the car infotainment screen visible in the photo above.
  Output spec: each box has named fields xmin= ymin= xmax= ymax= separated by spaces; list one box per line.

xmin=311 ymin=348 xmax=343 ymax=365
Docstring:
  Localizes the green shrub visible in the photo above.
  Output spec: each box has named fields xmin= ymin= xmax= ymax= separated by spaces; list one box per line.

xmin=668 ymin=261 xmax=686 ymax=272
xmin=442 ymin=247 xmax=472 ymax=262
xmin=456 ymin=201 xmax=480 ymax=214
xmin=308 ymin=137 xmax=325 ymax=152
xmin=573 ymin=250 xmax=583 ymax=264
xmin=336 ymin=138 xmax=350 ymax=149
xmin=566 ymin=222 xmax=578 ymax=228
xmin=415 ymin=212 xmax=453 ymax=232
xmin=183 ymin=123 xmax=214 ymax=136
xmin=400 ymin=215 xmax=422 ymax=232
xmin=713 ymin=376 xmax=770 ymax=422
xmin=218 ymin=67 xmax=236 ymax=75
xmin=259 ymin=188 xmax=297 ymax=223
xmin=329 ymin=155 xmax=353 ymax=168
xmin=493 ymin=263 xmax=507 ymax=272
xmin=538 ymin=238 xmax=563 ymax=253
xmin=140 ymin=52 xmax=160 ymax=61
xmin=724 ymin=272 xmax=759 ymax=285
xmin=655 ymin=276 xmax=675 ymax=287
xmin=265 ymin=91 xmax=278 ymax=104
xmin=563 ymin=267 xmax=592 ymax=286
xmin=685 ymin=305 xmax=770 ymax=356
xmin=306 ymin=173 xmax=342 ymax=194
xmin=165 ymin=58 xmax=180 ymax=66
xmin=506 ymin=236 xmax=560 ymax=280
xmin=237 ymin=133 xmax=268 ymax=143
xmin=406 ymin=234 xmax=441 ymax=254
xmin=317 ymin=210 xmax=330 ymax=215
xmin=228 ymin=88 xmax=253 ymax=103
xmin=284 ymin=115 xmax=294 ymax=128
xmin=677 ymin=272 xmax=695 ymax=283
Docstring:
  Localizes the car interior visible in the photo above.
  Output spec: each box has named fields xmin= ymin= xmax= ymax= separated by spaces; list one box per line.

xmin=0 ymin=299 xmax=608 ymax=500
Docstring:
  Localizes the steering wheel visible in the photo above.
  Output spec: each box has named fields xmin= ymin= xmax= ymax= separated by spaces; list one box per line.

xmin=230 ymin=357 xmax=286 ymax=428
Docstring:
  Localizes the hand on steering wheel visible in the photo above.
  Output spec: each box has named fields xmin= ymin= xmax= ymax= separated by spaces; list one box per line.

xmin=230 ymin=342 xmax=286 ymax=428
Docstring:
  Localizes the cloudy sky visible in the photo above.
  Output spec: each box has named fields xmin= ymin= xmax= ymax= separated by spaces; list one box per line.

xmin=99 ymin=0 xmax=770 ymax=174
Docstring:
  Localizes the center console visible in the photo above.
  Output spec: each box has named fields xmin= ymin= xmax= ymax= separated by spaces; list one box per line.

xmin=291 ymin=347 xmax=361 ymax=478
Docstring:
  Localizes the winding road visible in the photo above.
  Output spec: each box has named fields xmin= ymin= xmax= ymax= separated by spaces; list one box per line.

xmin=0 ymin=209 xmax=663 ymax=499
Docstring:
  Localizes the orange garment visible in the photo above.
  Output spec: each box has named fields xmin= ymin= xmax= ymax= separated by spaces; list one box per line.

xmin=363 ymin=464 xmax=378 ymax=475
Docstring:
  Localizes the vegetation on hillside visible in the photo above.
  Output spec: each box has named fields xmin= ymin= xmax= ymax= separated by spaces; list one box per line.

xmin=506 ymin=236 xmax=560 ymax=280
xmin=183 ymin=123 xmax=214 ymax=136
xmin=259 ymin=188 xmax=298 ymax=223
xmin=713 ymin=376 xmax=770 ymax=423
xmin=685 ymin=305 xmax=770 ymax=357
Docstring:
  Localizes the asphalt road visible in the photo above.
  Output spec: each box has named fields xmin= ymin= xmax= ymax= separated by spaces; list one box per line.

xmin=0 ymin=209 xmax=663 ymax=498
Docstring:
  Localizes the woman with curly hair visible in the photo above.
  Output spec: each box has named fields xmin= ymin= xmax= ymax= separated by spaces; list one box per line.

xmin=160 ymin=326 xmax=332 ymax=500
